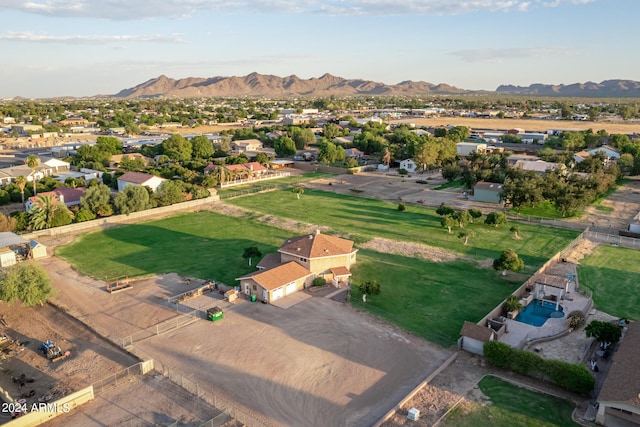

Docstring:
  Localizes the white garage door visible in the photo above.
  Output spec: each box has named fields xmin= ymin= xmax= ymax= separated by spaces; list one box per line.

xmin=286 ymin=282 xmax=298 ymax=296
xmin=272 ymin=288 xmax=284 ymax=301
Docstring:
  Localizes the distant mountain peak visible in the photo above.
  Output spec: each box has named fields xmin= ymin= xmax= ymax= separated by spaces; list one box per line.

xmin=496 ymin=79 xmax=640 ymax=97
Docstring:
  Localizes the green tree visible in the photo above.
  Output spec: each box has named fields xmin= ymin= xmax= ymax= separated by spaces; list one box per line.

xmin=504 ymin=295 xmax=523 ymax=313
xmin=468 ymin=208 xmax=482 ymax=222
xmin=458 ymin=229 xmax=474 ymax=245
xmin=113 ymin=184 xmax=151 ymax=215
xmin=318 ymin=140 xmax=345 ymax=164
xmin=242 ymin=246 xmax=262 ymax=266
xmin=15 ymin=176 xmax=27 ymax=205
xmin=510 ymin=225 xmax=520 ymax=239
xmin=493 ymin=249 xmax=524 ymax=275
xmin=28 ymin=195 xmax=62 ymax=230
xmin=274 ymin=136 xmax=296 ymax=157
xmin=452 ymin=210 xmax=472 ymax=228
xmin=441 ymin=215 xmax=456 ymax=234
xmin=485 ymin=211 xmax=507 ymax=227
xmin=162 ymin=134 xmax=192 ymax=162
xmin=441 ymin=163 xmax=461 ymax=182
xmin=585 ymin=320 xmax=622 ymax=346
xmin=323 ymin=123 xmax=342 ymax=139
xmin=156 ymin=180 xmax=185 ymax=206
xmin=75 ymin=208 xmax=96 ymax=222
xmin=191 ymin=135 xmax=214 ymax=159
xmin=0 ymin=262 xmax=55 ymax=306
xmin=358 ymin=280 xmax=381 ymax=296
xmin=292 ymin=187 xmax=304 ymax=199
xmin=25 ymin=155 xmax=40 ymax=195
xmin=436 ymin=204 xmax=455 ymax=216
xmin=81 ymin=184 xmax=112 ymax=217
xmin=95 ymin=136 xmax=123 ymax=155
xmin=291 ymin=127 xmax=315 ymax=149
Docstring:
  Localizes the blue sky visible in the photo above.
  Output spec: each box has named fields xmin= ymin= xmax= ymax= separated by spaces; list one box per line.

xmin=0 ymin=0 xmax=635 ymax=98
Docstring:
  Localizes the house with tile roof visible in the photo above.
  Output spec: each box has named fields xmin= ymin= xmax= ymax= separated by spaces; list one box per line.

xmin=25 ymin=187 xmax=86 ymax=212
xmin=116 ymin=171 xmax=166 ymax=192
xmin=596 ymin=321 xmax=640 ymax=425
xmin=237 ymin=230 xmax=357 ymax=303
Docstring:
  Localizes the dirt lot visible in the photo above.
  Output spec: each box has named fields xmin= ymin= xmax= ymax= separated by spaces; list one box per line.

xmin=391 ymin=117 xmax=640 ymax=135
xmin=0 ymin=302 xmax=139 ymax=420
xmin=578 ymin=176 xmax=640 ymax=229
xmin=36 ymin=256 xmax=451 ymax=427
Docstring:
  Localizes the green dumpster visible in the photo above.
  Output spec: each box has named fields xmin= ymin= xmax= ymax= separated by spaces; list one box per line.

xmin=250 ymin=294 xmax=257 ymax=302
xmin=206 ymin=306 xmax=223 ymax=322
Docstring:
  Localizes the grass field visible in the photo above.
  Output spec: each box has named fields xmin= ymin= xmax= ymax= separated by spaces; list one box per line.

xmin=216 ymin=171 xmax=333 ymax=199
xmin=349 ymin=251 xmax=520 ymax=346
xmin=57 ymin=212 xmax=293 ymax=284
xmin=442 ymin=375 xmax=579 ymax=427
xmin=578 ymin=245 xmax=640 ymax=320
xmin=228 ymin=188 xmax=580 ymax=272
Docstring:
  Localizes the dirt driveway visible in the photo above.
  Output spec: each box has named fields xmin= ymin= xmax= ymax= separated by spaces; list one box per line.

xmin=39 ymin=256 xmax=451 ymax=427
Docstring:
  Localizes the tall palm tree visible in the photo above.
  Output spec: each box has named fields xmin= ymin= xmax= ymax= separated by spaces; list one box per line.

xmin=25 ymin=155 xmax=40 ymax=196
xmin=15 ymin=175 xmax=27 ymax=204
xmin=28 ymin=195 xmax=58 ymax=230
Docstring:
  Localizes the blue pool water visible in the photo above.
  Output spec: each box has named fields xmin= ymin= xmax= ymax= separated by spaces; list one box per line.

xmin=515 ymin=299 xmax=564 ymax=327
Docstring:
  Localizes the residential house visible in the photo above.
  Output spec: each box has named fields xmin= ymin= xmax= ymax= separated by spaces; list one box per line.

xmin=344 ymin=148 xmax=364 ymax=159
xmin=205 ymin=162 xmax=268 ymax=179
xmin=233 ymin=139 xmax=263 ymax=153
xmin=109 ymin=153 xmax=153 ymax=169
xmin=0 ymin=157 xmax=70 ymax=186
xmin=596 ymin=321 xmax=640 ymax=426
xmin=574 ymin=151 xmax=591 ymax=163
xmin=473 ymin=182 xmax=503 ymax=204
xmin=117 ymin=171 xmax=166 ymax=192
xmin=587 ymin=145 xmax=621 ymax=165
xmin=457 ymin=142 xmax=487 ymax=157
xmin=25 ymin=187 xmax=85 ymax=212
xmin=237 ymin=230 xmax=357 ymax=303
xmin=514 ymin=160 xmax=566 ymax=175
xmin=399 ymin=159 xmax=417 ymax=173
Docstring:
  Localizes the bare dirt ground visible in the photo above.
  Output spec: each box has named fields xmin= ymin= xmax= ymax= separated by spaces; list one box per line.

xmin=0 ymin=301 xmax=139 ymax=419
xmin=577 ymin=176 xmax=640 ymax=229
xmin=390 ymin=117 xmax=640 ymax=135
xmin=37 ymin=256 xmax=451 ymax=427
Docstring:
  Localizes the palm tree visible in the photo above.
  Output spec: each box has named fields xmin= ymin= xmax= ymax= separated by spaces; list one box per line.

xmin=504 ymin=295 xmax=523 ymax=315
xmin=15 ymin=175 xmax=27 ymax=204
xmin=25 ymin=155 xmax=40 ymax=196
xmin=28 ymin=195 xmax=58 ymax=230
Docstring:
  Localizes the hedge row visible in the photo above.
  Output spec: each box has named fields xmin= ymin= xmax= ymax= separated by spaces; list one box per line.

xmin=483 ymin=341 xmax=595 ymax=395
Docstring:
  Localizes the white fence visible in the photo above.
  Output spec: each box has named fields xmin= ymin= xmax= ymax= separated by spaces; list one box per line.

xmin=584 ymin=230 xmax=640 ymax=249
xmin=218 ymin=171 xmax=291 ymax=188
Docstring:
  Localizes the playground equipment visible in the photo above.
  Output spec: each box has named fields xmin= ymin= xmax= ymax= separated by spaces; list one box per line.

xmin=39 ymin=340 xmax=70 ymax=362
xmin=106 ymin=276 xmax=132 ymax=294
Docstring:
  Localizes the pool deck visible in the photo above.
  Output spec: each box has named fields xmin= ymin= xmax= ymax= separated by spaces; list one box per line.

xmin=500 ymin=263 xmax=592 ymax=349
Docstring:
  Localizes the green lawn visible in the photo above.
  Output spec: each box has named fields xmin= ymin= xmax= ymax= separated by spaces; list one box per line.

xmin=511 ymin=201 xmax=572 ymax=220
xmin=57 ymin=212 xmax=293 ymax=284
xmin=578 ymin=245 xmax=640 ymax=320
xmin=350 ymin=251 xmax=520 ymax=346
xmin=229 ymin=188 xmax=579 ymax=272
xmin=434 ymin=178 xmax=464 ymax=190
xmin=217 ymin=172 xmax=334 ymax=199
xmin=443 ymin=375 xmax=579 ymax=427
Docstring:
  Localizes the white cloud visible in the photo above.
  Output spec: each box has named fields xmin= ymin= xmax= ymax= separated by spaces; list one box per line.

xmin=0 ymin=31 xmax=183 ymax=43
xmin=451 ymin=46 xmax=572 ymax=62
xmin=0 ymin=0 xmax=601 ymax=19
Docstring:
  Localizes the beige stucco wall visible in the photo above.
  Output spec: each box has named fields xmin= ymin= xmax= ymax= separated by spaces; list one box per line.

xmin=308 ymin=252 xmax=357 ymax=275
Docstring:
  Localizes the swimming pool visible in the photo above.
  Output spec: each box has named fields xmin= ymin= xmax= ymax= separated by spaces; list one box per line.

xmin=515 ymin=299 xmax=564 ymax=327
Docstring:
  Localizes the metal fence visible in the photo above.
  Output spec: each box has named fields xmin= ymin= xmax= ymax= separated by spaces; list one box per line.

xmin=119 ymin=309 xmax=201 ymax=347
xmin=92 ymin=362 xmax=144 ymax=394
xmin=157 ymin=362 xmax=272 ymax=427
xmin=584 ymin=230 xmax=640 ymax=249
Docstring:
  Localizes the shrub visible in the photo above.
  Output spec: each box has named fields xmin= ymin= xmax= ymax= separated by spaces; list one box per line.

xmin=75 ymin=208 xmax=96 ymax=223
xmin=567 ymin=311 xmax=586 ymax=330
xmin=483 ymin=341 xmax=513 ymax=368
xmin=510 ymin=350 xmax=542 ymax=376
xmin=397 ymin=203 xmax=406 ymax=212
xmin=312 ymin=277 xmax=326 ymax=287
xmin=541 ymin=359 xmax=594 ymax=395
xmin=398 ymin=168 xmax=408 ymax=175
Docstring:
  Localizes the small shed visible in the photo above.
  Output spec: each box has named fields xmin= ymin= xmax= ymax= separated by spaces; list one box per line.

xmin=459 ymin=321 xmax=496 ymax=356
xmin=30 ymin=240 xmax=48 ymax=259
xmin=0 ymin=248 xmax=16 ymax=267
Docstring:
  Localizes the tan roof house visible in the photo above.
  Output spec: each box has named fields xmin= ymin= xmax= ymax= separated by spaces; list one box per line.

xmin=117 ymin=171 xmax=166 ymax=192
xmin=109 ymin=153 xmax=153 ymax=169
xmin=237 ymin=230 xmax=357 ymax=303
xmin=25 ymin=187 xmax=86 ymax=212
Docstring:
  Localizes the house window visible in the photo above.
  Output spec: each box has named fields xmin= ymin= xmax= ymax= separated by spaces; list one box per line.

xmin=299 ymin=257 xmax=307 ymax=262
xmin=252 ymin=285 xmax=257 ymax=291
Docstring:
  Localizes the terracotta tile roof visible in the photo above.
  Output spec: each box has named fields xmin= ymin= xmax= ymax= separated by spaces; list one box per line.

xmin=239 ymin=261 xmax=312 ymax=291
xmin=598 ymin=321 xmax=640 ymax=405
xmin=279 ymin=231 xmax=355 ymax=259
xmin=117 ymin=171 xmax=158 ymax=185
xmin=460 ymin=321 xmax=495 ymax=342
xmin=330 ymin=266 xmax=351 ymax=276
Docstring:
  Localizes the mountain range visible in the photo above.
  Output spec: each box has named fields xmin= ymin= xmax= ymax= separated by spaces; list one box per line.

xmin=111 ymin=73 xmax=640 ymax=98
